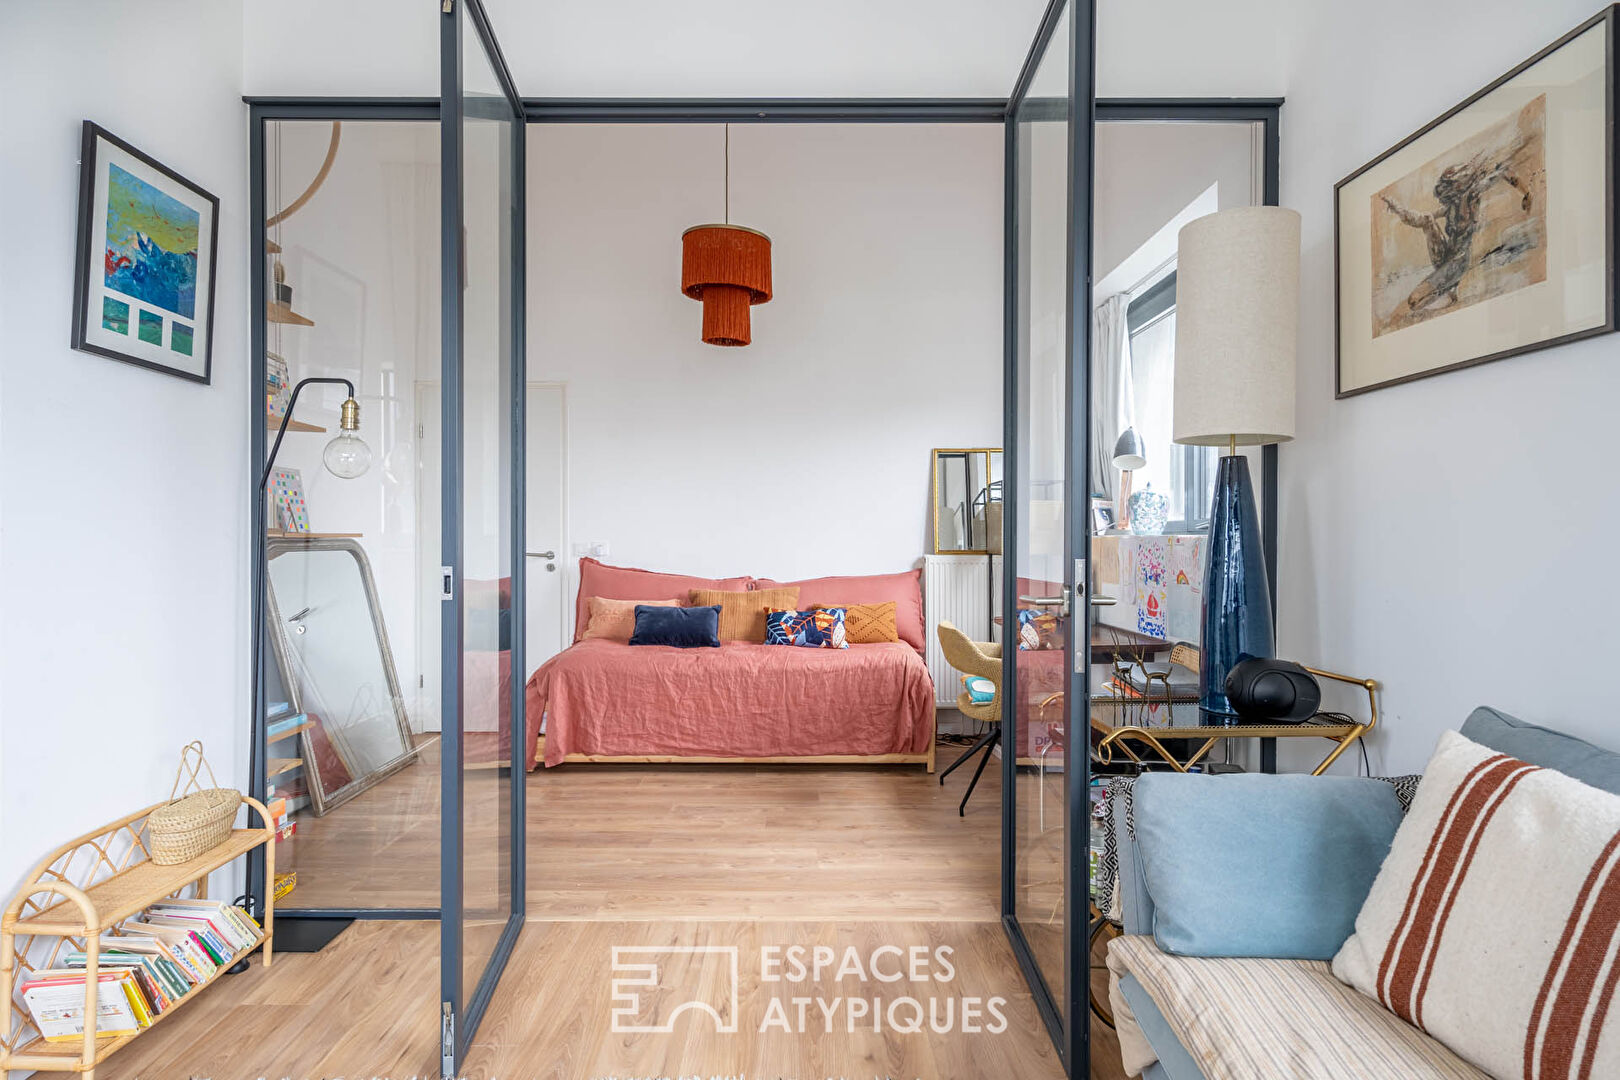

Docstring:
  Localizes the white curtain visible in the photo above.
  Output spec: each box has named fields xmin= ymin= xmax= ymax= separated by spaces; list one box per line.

xmin=1090 ymin=294 xmax=1136 ymax=500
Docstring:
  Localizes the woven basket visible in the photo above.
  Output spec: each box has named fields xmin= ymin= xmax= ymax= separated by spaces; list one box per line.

xmin=147 ymin=741 xmax=241 ymax=865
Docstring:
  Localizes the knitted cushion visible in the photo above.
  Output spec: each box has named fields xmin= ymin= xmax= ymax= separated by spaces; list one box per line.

xmin=814 ymin=601 xmax=897 ymax=644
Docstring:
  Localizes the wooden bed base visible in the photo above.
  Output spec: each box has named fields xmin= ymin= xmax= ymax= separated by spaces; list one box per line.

xmin=533 ymin=729 xmax=938 ymax=773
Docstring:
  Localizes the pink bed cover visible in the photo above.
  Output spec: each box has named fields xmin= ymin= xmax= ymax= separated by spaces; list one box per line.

xmin=524 ymin=640 xmax=935 ymax=768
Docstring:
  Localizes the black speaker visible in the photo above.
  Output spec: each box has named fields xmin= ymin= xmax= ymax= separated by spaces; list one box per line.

xmin=1223 ymin=658 xmax=1321 ymax=724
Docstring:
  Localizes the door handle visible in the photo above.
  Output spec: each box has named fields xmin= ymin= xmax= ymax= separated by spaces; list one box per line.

xmin=1090 ymin=596 xmax=1118 ymax=606
xmin=525 ymin=550 xmax=555 ymax=560
xmin=1018 ymin=589 xmax=1071 ymax=618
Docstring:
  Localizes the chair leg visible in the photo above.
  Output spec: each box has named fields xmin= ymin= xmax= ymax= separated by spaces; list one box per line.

xmin=958 ymin=727 xmax=1000 ymax=817
xmin=940 ymin=726 xmax=999 ymax=784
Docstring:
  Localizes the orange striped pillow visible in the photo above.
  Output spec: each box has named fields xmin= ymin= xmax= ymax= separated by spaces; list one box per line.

xmin=688 ymin=587 xmax=801 ymax=642
xmin=1332 ymin=729 xmax=1620 ymax=1079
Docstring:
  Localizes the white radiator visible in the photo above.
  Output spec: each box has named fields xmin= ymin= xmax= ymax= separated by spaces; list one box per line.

xmin=923 ymin=554 xmax=1001 ymax=707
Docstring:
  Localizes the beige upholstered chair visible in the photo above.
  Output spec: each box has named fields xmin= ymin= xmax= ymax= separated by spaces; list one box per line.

xmin=936 ymin=620 xmax=1002 ymax=816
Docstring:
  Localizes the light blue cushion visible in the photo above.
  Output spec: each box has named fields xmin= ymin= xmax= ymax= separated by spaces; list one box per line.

xmin=1118 ymin=973 xmax=1209 ymax=1080
xmin=1133 ymin=773 xmax=1403 ymax=959
xmin=1460 ymin=706 xmax=1620 ymax=796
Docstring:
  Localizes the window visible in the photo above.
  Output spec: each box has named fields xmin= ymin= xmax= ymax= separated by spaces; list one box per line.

xmin=1126 ymin=272 xmax=1216 ymax=529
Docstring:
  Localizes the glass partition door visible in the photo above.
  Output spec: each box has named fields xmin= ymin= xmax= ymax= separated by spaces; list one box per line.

xmin=1002 ymin=0 xmax=1094 ymax=1075
xmin=439 ymin=0 xmax=526 ymax=1072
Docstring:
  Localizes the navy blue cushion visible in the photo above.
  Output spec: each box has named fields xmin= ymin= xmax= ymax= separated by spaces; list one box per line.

xmin=1133 ymin=773 xmax=1403 ymax=960
xmin=1460 ymin=706 xmax=1620 ymax=796
xmin=628 ymin=604 xmax=721 ymax=648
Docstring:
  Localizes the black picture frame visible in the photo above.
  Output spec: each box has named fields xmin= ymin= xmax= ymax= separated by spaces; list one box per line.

xmin=70 ymin=120 xmax=220 ymax=385
xmin=1333 ymin=5 xmax=1617 ymax=398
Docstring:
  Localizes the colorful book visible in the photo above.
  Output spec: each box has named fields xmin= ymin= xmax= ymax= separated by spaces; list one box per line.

xmin=22 ymin=971 xmax=143 ymax=1041
xmin=135 ymin=914 xmax=230 ymax=962
xmin=120 ymin=921 xmax=221 ymax=975
xmin=147 ymin=899 xmax=259 ymax=951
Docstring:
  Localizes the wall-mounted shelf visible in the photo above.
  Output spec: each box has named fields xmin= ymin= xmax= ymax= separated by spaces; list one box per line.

xmin=266 ymin=302 xmax=313 ymax=327
xmin=266 ymin=531 xmax=363 ymax=541
xmin=268 ymin=757 xmax=303 ymax=778
xmin=267 ymin=720 xmax=313 ymax=743
xmin=265 ymin=414 xmax=326 ymax=433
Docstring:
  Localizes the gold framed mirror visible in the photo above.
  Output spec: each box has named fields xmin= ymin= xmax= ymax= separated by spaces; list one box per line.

xmin=932 ymin=447 xmax=1002 ymax=554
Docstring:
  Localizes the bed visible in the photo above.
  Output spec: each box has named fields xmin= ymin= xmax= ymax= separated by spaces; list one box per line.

xmin=521 ymin=558 xmax=937 ymax=770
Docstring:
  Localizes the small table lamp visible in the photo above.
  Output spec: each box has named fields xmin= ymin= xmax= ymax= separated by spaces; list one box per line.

xmin=1172 ymin=206 xmax=1299 ymax=725
xmin=1111 ymin=427 xmax=1146 ymax=531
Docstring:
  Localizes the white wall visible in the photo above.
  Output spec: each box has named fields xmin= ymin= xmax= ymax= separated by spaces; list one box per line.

xmin=528 ymin=123 xmax=1003 ymax=596
xmin=0 ymin=0 xmax=248 ymax=897
xmin=240 ymin=0 xmax=1287 ymax=101
xmin=1277 ymin=0 xmax=1620 ymax=773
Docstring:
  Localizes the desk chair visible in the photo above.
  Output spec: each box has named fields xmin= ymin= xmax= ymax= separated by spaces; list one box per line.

xmin=936 ymin=620 xmax=1001 ymax=816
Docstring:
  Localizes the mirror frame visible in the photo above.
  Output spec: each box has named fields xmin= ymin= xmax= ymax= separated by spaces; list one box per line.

xmin=265 ymin=537 xmax=421 ymax=815
xmin=931 ymin=446 xmax=1002 ymax=555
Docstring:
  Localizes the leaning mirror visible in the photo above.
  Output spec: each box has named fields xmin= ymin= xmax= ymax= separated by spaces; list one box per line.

xmin=932 ymin=447 xmax=1001 ymax=554
xmin=265 ymin=538 xmax=419 ymax=815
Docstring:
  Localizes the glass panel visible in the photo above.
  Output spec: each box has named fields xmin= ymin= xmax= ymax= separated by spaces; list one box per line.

xmin=1011 ymin=0 xmax=1072 ymax=1014
xmin=261 ymin=118 xmax=440 ymax=910
xmin=1089 ymin=118 xmax=1262 ymax=653
xmin=457 ymin=2 xmax=516 ymax=1005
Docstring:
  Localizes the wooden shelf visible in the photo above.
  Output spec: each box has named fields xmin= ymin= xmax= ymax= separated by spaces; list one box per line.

xmin=1 ymin=800 xmax=275 ymax=1074
xmin=266 ymin=414 xmax=326 ymax=433
xmin=265 ymin=238 xmax=281 ymax=254
xmin=265 ymin=531 xmax=363 ymax=540
xmin=15 ymin=830 xmax=267 ymax=935
xmin=5 ymin=932 xmax=266 ymax=1069
xmin=266 ymin=301 xmax=313 ymax=327
xmin=267 ymin=720 xmax=314 ymax=743
xmin=268 ymin=757 xmax=303 ymax=777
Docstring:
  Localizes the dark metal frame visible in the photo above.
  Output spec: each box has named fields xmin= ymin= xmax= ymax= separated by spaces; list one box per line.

xmin=1334 ymin=4 xmax=1618 ymax=399
xmin=245 ymin=34 xmax=1284 ymax=1080
xmin=439 ymin=0 xmax=528 ymax=1071
xmin=71 ymin=120 xmax=221 ymax=384
xmin=997 ymin=5 xmax=1284 ymax=1072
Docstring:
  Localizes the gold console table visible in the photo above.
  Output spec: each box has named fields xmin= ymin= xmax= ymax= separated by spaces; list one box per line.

xmin=1091 ymin=667 xmax=1379 ymax=776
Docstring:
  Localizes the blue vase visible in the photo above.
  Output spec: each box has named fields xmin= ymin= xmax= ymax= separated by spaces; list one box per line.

xmin=1199 ymin=455 xmax=1274 ymax=726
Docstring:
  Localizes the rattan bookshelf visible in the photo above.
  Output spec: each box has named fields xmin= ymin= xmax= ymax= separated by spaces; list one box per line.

xmin=0 ymin=798 xmax=275 ymax=1077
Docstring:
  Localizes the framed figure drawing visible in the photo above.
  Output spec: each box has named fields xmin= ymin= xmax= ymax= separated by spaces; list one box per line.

xmin=71 ymin=122 xmax=219 ymax=383
xmin=1335 ymin=7 xmax=1615 ymax=397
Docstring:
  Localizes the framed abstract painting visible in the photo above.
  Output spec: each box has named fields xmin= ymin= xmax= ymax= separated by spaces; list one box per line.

xmin=71 ymin=121 xmax=219 ymax=383
xmin=1335 ymin=7 xmax=1616 ymax=398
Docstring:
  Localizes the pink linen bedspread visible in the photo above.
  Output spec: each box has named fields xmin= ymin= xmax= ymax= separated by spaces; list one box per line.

xmin=524 ymin=640 xmax=934 ymax=768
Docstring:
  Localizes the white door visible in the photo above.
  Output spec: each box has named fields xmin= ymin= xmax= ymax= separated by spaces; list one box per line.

xmin=525 ymin=383 xmax=566 ymax=678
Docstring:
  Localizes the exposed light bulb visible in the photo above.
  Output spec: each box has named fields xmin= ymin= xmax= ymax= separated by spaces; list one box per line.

xmin=323 ymin=396 xmax=371 ymax=479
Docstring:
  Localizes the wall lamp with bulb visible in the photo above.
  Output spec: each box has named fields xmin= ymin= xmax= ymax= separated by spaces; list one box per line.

xmin=260 ymin=376 xmax=372 ymax=494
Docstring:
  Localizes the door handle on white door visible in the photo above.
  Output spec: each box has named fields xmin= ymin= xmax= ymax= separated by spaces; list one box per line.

xmin=525 ymin=550 xmax=555 ymax=560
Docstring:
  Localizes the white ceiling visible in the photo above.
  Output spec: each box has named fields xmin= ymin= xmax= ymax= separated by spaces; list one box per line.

xmin=242 ymin=0 xmax=1284 ymax=100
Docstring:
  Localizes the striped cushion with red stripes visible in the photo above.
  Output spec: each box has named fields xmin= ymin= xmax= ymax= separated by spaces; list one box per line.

xmin=1333 ymin=729 xmax=1620 ymax=1080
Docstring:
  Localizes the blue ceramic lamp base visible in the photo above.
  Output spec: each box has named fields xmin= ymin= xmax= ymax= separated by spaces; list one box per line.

xmin=1199 ymin=454 xmax=1275 ymax=726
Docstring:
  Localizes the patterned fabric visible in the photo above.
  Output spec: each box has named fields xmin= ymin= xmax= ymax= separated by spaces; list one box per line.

xmin=1015 ymin=608 xmax=1064 ymax=651
xmin=1334 ymin=730 xmax=1620 ymax=1080
xmin=814 ymin=601 xmax=897 ymax=644
xmin=689 ymin=586 xmax=801 ymax=642
xmin=1372 ymin=772 xmax=1422 ymax=812
xmin=1108 ymin=934 xmax=1488 ymax=1080
xmin=764 ymin=607 xmax=847 ymax=649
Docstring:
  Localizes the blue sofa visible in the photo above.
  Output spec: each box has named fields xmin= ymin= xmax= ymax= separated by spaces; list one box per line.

xmin=1108 ymin=707 xmax=1620 ymax=1080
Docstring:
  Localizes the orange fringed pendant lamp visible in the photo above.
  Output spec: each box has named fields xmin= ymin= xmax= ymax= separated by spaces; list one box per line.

xmin=681 ymin=124 xmax=771 ymax=346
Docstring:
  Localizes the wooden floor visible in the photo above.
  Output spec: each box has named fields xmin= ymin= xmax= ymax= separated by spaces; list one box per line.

xmin=111 ymin=738 xmax=1130 ymax=1079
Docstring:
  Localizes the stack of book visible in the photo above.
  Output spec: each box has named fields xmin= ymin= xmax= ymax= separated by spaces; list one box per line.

xmin=20 ymin=898 xmax=261 ymax=1043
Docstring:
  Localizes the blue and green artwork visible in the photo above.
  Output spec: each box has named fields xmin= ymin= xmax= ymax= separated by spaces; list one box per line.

xmin=170 ymin=321 xmax=194 ymax=356
xmin=138 ymin=310 xmax=163 ymax=346
xmin=101 ymin=296 xmax=130 ymax=335
xmin=104 ymin=163 xmax=198 ymax=319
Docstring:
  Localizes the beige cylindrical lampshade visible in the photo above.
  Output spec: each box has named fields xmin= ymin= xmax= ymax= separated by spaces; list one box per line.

xmin=1173 ymin=206 xmax=1300 ymax=447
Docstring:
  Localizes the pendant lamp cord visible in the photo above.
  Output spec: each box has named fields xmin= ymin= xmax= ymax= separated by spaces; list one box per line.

xmin=724 ymin=122 xmax=730 ymax=224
